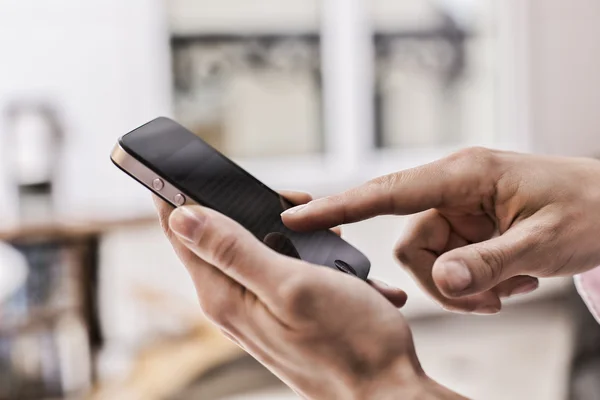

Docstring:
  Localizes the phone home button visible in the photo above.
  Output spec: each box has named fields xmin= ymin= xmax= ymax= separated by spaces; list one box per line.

xmin=334 ymin=260 xmax=357 ymax=276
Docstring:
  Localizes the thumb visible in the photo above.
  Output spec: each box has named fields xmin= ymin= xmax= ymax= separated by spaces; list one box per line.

xmin=432 ymin=224 xmax=537 ymax=298
xmin=169 ymin=205 xmax=299 ymax=303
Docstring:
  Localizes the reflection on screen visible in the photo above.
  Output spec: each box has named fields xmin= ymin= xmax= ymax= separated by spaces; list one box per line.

xmin=121 ymin=118 xmax=334 ymax=261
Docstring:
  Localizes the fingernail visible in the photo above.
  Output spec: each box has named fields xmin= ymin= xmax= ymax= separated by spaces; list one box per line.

xmin=369 ymin=279 xmax=394 ymax=289
xmin=281 ymin=204 xmax=307 ymax=216
xmin=510 ymin=280 xmax=539 ymax=297
xmin=439 ymin=261 xmax=472 ymax=293
xmin=378 ymin=280 xmax=392 ymax=288
xmin=170 ymin=207 xmax=206 ymax=243
xmin=474 ymin=305 xmax=501 ymax=315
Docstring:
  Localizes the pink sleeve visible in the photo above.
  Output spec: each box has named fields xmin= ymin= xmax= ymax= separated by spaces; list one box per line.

xmin=575 ymin=267 xmax=600 ymax=324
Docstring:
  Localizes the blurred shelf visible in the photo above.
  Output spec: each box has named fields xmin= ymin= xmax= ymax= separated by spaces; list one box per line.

xmin=166 ymin=0 xmax=457 ymax=36
xmin=171 ymin=32 xmax=320 ymax=45
xmin=370 ymin=0 xmax=442 ymax=32
xmin=0 ymin=216 xmax=158 ymax=243
xmin=0 ymin=306 xmax=76 ymax=335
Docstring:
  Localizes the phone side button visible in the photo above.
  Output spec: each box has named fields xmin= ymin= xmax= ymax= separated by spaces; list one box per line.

xmin=152 ymin=178 xmax=164 ymax=191
xmin=173 ymin=193 xmax=186 ymax=206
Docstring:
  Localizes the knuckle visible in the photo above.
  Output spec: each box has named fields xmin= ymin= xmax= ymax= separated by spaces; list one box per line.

xmin=548 ymin=209 xmax=571 ymax=236
xmin=473 ymin=246 xmax=504 ymax=282
xmin=393 ymin=213 xmax=438 ymax=269
xmin=278 ymin=276 xmax=318 ymax=316
xmin=447 ymin=147 xmax=497 ymax=175
xmin=370 ymin=172 xmax=400 ymax=191
xmin=158 ymin=212 xmax=177 ymax=241
xmin=523 ymin=213 xmax=566 ymax=274
xmin=443 ymin=147 xmax=499 ymax=203
xmin=158 ymin=213 xmax=169 ymax=234
xmin=534 ymin=222 xmax=557 ymax=245
xmin=525 ymin=215 xmax=562 ymax=251
xmin=324 ymin=194 xmax=346 ymax=209
xmin=153 ymin=199 xmax=172 ymax=233
xmin=393 ymin=238 xmax=412 ymax=267
xmin=212 ymin=233 xmax=242 ymax=270
xmin=454 ymin=146 xmax=494 ymax=163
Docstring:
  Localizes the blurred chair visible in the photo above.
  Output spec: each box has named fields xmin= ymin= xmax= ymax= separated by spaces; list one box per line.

xmin=0 ymin=242 xmax=28 ymax=303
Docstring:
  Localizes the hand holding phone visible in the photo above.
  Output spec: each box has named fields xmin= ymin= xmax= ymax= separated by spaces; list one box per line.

xmin=111 ymin=117 xmax=371 ymax=279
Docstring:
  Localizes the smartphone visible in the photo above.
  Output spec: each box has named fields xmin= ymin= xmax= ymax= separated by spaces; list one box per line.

xmin=110 ymin=117 xmax=370 ymax=280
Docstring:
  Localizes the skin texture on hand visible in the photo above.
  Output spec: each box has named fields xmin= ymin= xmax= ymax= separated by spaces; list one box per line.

xmin=154 ymin=191 xmax=464 ymax=399
xmin=282 ymin=148 xmax=600 ymax=314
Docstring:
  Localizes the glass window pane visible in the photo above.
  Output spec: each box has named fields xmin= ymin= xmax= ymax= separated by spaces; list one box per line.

xmin=373 ymin=0 xmax=497 ymax=148
xmin=169 ymin=1 xmax=323 ymax=158
xmin=173 ymin=37 xmax=323 ymax=158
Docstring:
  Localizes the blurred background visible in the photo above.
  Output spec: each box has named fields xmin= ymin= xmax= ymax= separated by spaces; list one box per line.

xmin=0 ymin=0 xmax=599 ymax=399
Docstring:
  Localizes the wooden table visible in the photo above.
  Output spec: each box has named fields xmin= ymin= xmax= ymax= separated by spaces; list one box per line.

xmin=0 ymin=215 xmax=158 ymax=243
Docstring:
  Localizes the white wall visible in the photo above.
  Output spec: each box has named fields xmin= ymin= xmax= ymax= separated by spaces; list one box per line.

xmin=528 ymin=0 xmax=600 ymax=157
xmin=0 ymin=0 xmax=173 ymax=224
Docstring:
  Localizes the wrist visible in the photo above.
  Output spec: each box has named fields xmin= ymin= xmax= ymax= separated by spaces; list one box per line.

xmin=365 ymin=377 xmax=465 ymax=400
xmin=351 ymin=358 xmax=467 ymax=400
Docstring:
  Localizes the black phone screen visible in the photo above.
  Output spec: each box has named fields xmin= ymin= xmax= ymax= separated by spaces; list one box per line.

xmin=118 ymin=117 xmax=370 ymax=278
